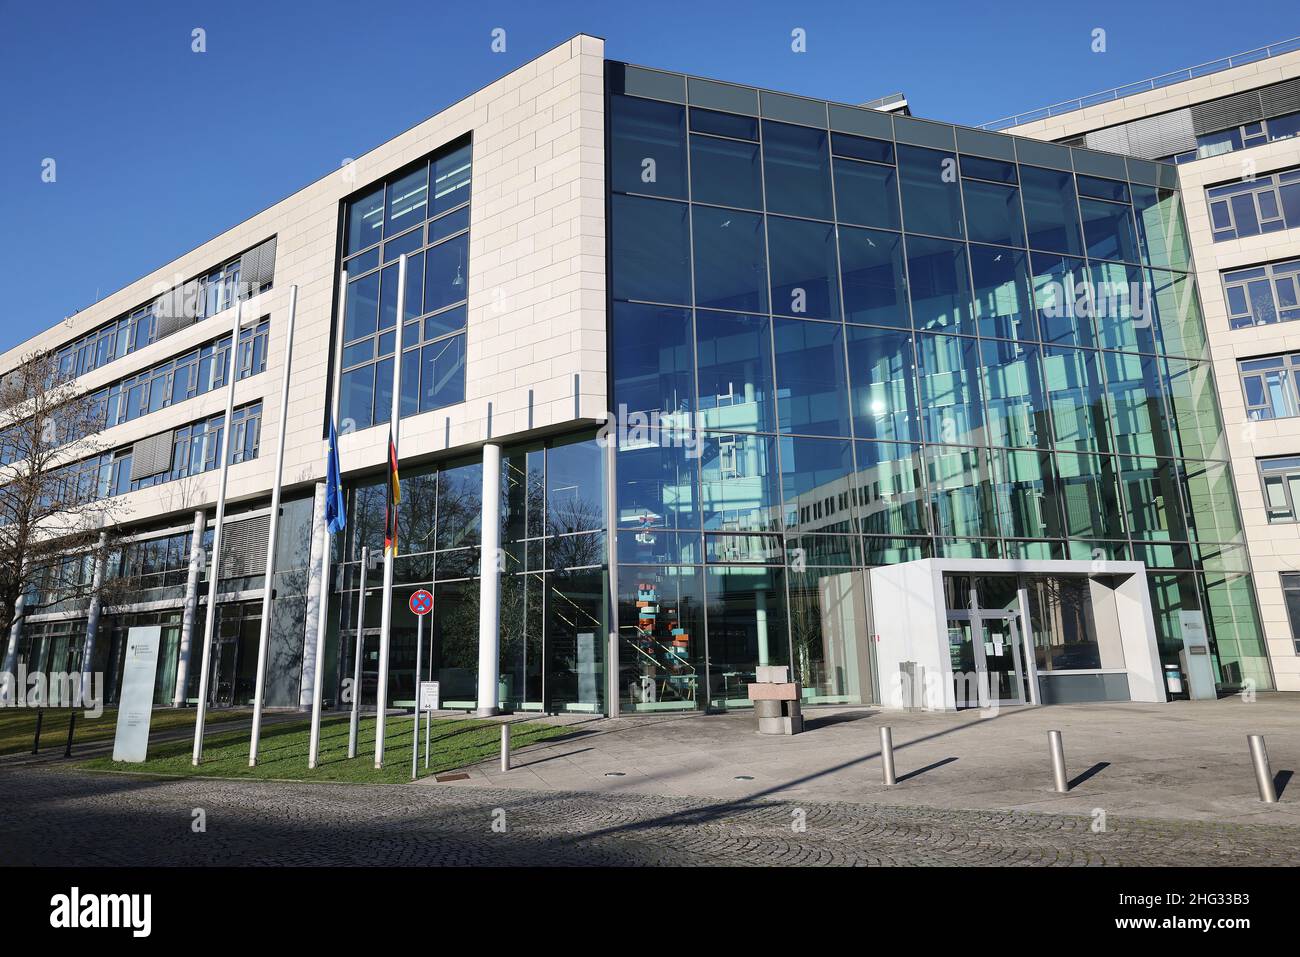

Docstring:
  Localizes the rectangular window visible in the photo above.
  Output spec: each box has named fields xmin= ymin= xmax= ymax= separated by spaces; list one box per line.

xmin=1222 ymin=257 xmax=1300 ymax=329
xmin=1259 ymin=456 xmax=1300 ymax=523
xmin=1239 ymin=352 xmax=1300 ymax=420
xmin=1281 ymin=573 xmax=1300 ymax=654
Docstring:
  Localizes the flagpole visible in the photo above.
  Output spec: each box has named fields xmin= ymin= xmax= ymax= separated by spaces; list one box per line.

xmin=308 ymin=269 xmax=349 ymax=769
xmin=192 ymin=297 xmax=246 ymax=766
xmin=374 ymin=253 xmax=407 ymax=770
xmin=248 ymin=284 xmax=298 ymax=766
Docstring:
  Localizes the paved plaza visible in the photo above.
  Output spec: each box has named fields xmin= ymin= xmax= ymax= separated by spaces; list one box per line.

xmin=1 ymin=765 xmax=1298 ymax=866
xmin=444 ymin=695 xmax=1300 ymax=827
xmin=1 ymin=696 xmax=1299 ymax=866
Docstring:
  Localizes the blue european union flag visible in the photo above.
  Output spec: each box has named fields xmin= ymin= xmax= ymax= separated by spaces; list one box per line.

xmin=325 ymin=417 xmax=346 ymax=534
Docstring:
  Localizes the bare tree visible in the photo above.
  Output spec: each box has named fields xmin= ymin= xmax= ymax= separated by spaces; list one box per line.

xmin=0 ymin=348 xmax=125 ymax=637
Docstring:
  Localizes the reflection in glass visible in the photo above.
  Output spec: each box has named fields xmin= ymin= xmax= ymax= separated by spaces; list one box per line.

xmin=840 ymin=226 xmax=910 ymax=328
xmin=916 ymin=332 xmax=984 ymax=446
xmin=907 ymin=236 xmax=973 ymax=334
xmin=611 ymin=94 xmax=686 ymax=199
xmin=980 ymin=338 xmax=1048 ymax=448
xmin=612 ymin=195 xmax=691 ymax=304
xmin=854 ymin=441 xmax=928 ymax=536
xmin=773 ymin=318 xmax=851 ymax=436
xmin=620 ymin=566 xmax=704 ymax=711
xmin=768 ymin=217 xmax=841 ymax=320
xmin=696 ymin=311 xmax=775 ymax=433
xmin=693 ymin=206 xmax=768 ymax=311
xmin=846 ymin=324 xmax=918 ymax=442
xmin=690 ymin=134 xmax=762 ymax=209
xmin=700 ymin=432 xmax=780 ymax=533
xmin=705 ymin=566 xmax=788 ymax=709
xmin=970 ymin=245 xmax=1035 ymax=340
xmin=779 ymin=436 xmax=854 ymax=534
xmin=897 ymin=145 xmax=963 ymax=239
xmin=762 ymin=121 xmax=832 ymax=219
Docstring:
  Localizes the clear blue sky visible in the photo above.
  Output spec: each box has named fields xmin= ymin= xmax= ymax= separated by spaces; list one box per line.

xmin=2 ymin=0 xmax=1296 ymax=342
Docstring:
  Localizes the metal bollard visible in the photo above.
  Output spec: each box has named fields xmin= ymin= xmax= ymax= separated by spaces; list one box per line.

xmin=500 ymin=723 xmax=511 ymax=772
xmin=64 ymin=709 xmax=77 ymax=759
xmin=880 ymin=726 xmax=897 ymax=786
xmin=1248 ymin=735 xmax=1278 ymax=804
xmin=1048 ymin=730 xmax=1068 ymax=793
xmin=32 ymin=708 xmax=43 ymax=755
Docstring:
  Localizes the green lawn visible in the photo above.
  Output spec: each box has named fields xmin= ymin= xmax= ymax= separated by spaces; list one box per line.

xmin=0 ymin=706 xmax=246 ymax=757
xmin=78 ymin=713 xmax=568 ymax=784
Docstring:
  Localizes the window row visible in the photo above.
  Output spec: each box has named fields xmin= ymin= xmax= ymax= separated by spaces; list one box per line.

xmin=612 ymin=432 xmax=1243 ymax=549
xmin=46 ymin=402 xmax=263 ymax=508
xmin=610 ymin=94 xmax=1191 ymax=270
xmin=0 ymin=321 xmax=269 ymax=468
xmin=612 ymin=195 xmax=1206 ymax=357
xmin=613 ymin=303 xmax=1225 ymax=459
xmin=51 ymin=254 xmax=263 ymax=384
xmin=1164 ymin=111 xmax=1300 ymax=164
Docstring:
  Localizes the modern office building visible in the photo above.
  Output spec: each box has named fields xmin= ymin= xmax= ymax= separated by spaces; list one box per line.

xmin=0 ymin=34 xmax=1278 ymax=720
xmin=995 ymin=36 xmax=1300 ymax=692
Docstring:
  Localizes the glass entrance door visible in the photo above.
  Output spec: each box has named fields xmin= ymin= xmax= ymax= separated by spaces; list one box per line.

xmin=978 ymin=614 xmax=1025 ymax=705
xmin=943 ymin=574 xmax=1030 ymax=707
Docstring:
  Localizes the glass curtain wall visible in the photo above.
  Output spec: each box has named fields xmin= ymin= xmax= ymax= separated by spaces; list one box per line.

xmin=607 ymin=62 xmax=1271 ymax=698
xmin=333 ymin=432 xmax=608 ymax=714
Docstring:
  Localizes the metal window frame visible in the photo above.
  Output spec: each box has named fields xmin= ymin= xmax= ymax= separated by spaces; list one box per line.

xmin=1258 ymin=456 xmax=1300 ymax=523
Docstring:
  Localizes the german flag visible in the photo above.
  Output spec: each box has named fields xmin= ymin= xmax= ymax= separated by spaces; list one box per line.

xmin=384 ymin=425 xmax=400 ymax=556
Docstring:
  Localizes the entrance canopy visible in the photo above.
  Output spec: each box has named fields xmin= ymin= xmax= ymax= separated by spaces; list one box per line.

xmin=868 ymin=559 xmax=1164 ymax=711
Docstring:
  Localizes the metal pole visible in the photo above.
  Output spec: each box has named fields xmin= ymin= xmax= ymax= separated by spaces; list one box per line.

xmin=32 ymin=707 xmax=42 ymax=754
xmin=347 ymin=547 xmax=368 ymax=759
xmin=424 ymin=697 xmax=431 ymax=769
xmin=191 ymin=297 xmax=245 ymax=765
xmin=374 ymin=254 xmax=407 ymax=770
xmin=307 ymin=269 xmax=350 ymax=769
xmin=249 ymin=285 xmax=298 ymax=766
xmin=411 ymin=613 xmax=423 ymax=781
xmin=880 ymin=726 xmax=896 ymax=785
xmin=1048 ymin=729 xmax=1068 ymax=793
xmin=500 ymin=723 xmax=511 ymax=772
xmin=173 ymin=511 xmax=206 ymax=706
xmin=1248 ymin=734 xmax=1278 ymax=804
xmin=64 ymin=708 xmax=76 ymax=758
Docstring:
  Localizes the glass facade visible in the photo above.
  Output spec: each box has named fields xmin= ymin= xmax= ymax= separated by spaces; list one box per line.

xmin=607 ymin=62 xmax=1273 ymax=702
xmin=333 ymin=433 xmax=609 ymax=714
xmin=337 ymin=140 xmax=471 ymax=432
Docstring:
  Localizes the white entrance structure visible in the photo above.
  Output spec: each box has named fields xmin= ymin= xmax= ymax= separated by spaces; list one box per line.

xmin=868 ymin=559 xmax=1165 ymax=711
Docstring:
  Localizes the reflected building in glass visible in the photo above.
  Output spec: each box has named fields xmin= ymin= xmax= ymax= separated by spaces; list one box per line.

xmin=606 ymin=59 xmax=1271 ymax=710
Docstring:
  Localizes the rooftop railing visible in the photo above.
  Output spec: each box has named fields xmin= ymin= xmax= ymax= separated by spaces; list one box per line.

xmin=977 ymin=36 xmax=1300 ymax=131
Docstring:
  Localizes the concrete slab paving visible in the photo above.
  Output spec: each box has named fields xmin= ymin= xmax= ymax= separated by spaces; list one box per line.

xmin=428 ymin=695 xmax=1300 ymax=826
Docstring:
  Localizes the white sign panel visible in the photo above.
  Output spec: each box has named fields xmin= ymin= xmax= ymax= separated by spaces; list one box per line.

xmin=418 ymin=680 xmax=440 ymax=712
xmin=577 ymin=632 xmax=597 ymax=705
xmin=112 ymin=626 xmax=162 ymax=762
xmin=1178 ymin=611 xmax=1217 ymax=701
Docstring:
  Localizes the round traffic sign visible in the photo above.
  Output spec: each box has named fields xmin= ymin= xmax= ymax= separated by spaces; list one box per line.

xmin=409 ymin=589 xmax=433 ymax=616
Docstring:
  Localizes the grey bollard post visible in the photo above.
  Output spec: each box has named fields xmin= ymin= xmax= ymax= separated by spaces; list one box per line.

xmin=1048 ymin=730 xmax=1068 ymax=793
xmin=880 ymin=726 xmax=897 ymax=786
xmin=1248 ymin=735 xmax=1278 ymax=804
xmin=500 ymin=723 xmax=511 ymax=772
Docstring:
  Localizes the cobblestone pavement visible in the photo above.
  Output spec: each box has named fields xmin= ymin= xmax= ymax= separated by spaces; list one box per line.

xmin=3 ymin=767 xmax=1299 ymax=866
